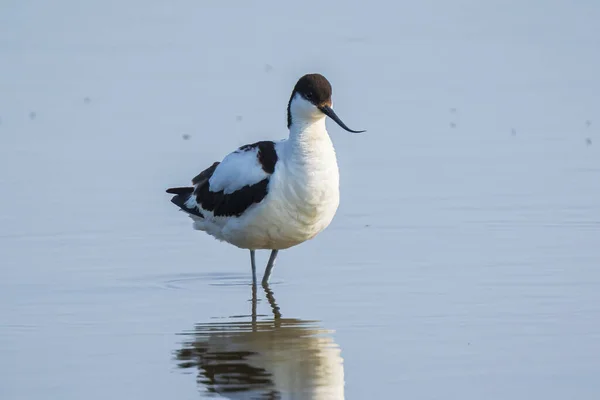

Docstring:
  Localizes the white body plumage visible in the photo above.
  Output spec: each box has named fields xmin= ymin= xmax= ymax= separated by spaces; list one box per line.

xmin=186 ymin=98 xmax=340 ymax=250
xmin=167 ymin=73 xmax=364 ymax=283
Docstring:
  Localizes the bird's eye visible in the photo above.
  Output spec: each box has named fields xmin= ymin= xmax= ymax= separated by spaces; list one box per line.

xmin=305 ymin=92 xmax=313 ymax=99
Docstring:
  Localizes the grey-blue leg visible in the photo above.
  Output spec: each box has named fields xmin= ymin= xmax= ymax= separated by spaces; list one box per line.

xmin=262 ymin=250 xmax=279 ymax=285
xmin=250 ymin=250 xmax=257 ymax=285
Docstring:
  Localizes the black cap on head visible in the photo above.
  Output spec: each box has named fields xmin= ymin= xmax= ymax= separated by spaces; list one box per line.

xmin=287 ymin=73 xmax=365 ymax=133
xmin=293 ymin=74 xmax=333 ymax=107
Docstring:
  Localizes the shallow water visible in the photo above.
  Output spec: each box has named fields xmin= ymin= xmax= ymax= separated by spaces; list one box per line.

xmin=1 ymin=1 xmax=600 ymax=399
xmin=175 ymin=284 xmax=345 ymax=399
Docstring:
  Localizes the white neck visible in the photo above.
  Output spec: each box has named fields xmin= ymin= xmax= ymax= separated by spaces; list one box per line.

xmin=286 ymin=117 xmax=335 ymax=161
xmin=286 ymin=93 xmax=331 ymax=147
xmin=289 ymin=116 xmax=326 ymax=141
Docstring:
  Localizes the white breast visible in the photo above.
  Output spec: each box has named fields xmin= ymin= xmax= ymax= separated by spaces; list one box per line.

xmin=222 ymin=120 xmax=340 ymax=250
xmin=279 ymin=134 xmax=340 ymax=231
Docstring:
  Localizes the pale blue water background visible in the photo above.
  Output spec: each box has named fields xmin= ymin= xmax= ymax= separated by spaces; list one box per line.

xmin=1 ymin=1 xmax=599 ymax=398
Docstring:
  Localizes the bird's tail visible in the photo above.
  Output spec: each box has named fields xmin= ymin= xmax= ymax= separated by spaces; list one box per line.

xmin=166 ymin=187 xmax=203 ymax=218
xmin=166 ymin=187 xmax=194 ymax=195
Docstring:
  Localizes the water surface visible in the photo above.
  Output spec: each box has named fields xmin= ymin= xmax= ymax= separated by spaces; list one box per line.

xmin=1 ymin=1 xmax=600 ymax=399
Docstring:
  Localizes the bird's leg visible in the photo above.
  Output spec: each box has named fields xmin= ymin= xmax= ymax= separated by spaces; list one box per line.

xmin=250 ymin=250 xmax=257 ymax=286
xmin=261 ymin=249 xmax=279 ymax=285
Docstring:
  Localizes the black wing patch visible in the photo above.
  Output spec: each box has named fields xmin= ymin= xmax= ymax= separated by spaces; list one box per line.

xmin=167 ymin=142 xmax=278 ymax=218
xmin=192 ymin=162 xmax=220 ymax=185
xmin=195 ymin=178 xmax=269 ymax=217
xmin=237 ymin=141 xmax=278 ymax=174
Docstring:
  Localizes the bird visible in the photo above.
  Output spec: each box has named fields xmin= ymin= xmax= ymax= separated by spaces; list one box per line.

xmin=166 ymin=73 xmax=365 ymax=285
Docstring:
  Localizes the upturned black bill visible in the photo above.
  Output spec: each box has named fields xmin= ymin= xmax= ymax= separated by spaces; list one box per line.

xmin=318 ymin=105 xmax=365 ymax=133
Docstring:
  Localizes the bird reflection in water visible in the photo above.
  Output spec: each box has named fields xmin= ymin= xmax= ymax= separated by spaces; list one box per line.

xmin=175 ymin=284 xmax=345 ymax=399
